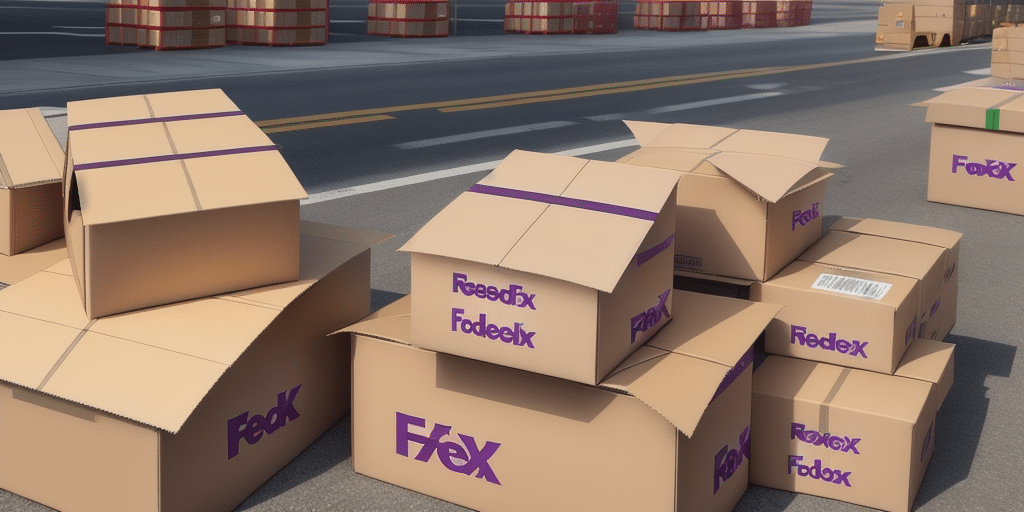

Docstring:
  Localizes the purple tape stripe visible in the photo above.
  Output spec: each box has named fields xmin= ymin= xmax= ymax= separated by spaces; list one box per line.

xmin=68 ymin=111 xmax=244 ymax=131
xmin=468 ymin=184 xmax=658 ymax=221
xmin=711 ymin=346 xmax=754 ymax=404
xmin=635 ymin=234 xmax=675 ymax=267
xmin=74 ymin=145 xmax=278 ymax=171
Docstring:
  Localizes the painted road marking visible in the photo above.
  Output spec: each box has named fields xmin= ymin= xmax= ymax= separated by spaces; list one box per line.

xmin=646 ymin=91 xmax=785 ymax=114
xmin=394 ymin=121 xmax=577 ymax=149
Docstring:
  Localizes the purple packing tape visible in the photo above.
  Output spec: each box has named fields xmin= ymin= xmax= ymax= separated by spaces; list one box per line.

xmin=73 ymin=145 xmax=278 ymax=171
xmin=68 ymin=111 xmax=244 ymax=131
xmin=711 ymin=346 xmax=754 ymax=404
xmin=468 ymin=184 xmax=658 ymax=221
xmin=635 ymin=234 xmax=675 ymax=267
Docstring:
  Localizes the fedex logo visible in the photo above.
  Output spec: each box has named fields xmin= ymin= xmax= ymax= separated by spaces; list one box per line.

xmin=788 ymin=456 xmax=852 ymax=487
xmin=714 ymin=426 xmax=750 ymax=494
xmin=951 ymin=155 xmax=1016 ymax=181
xmin=451 ymin=309 xmax=535 ymax=348
xmin=453 ymin=273 xmax=536 ymax=309
xmin=396 ymin=412 xmax=501 ymax=485
xmin=906 ymin=316 xmax=918 ymax=346
xmin=790 ymin=325 xmax=868 ymax=358
xmin=792 ymin=202 xmax=821 ymax=231
xmin=791 ymin=423 xmax=861 ymax=454
xmin=630 ymin=289 xmax=671 ymax=344
xmin=227 ymin=385 xmax=301 ymax=460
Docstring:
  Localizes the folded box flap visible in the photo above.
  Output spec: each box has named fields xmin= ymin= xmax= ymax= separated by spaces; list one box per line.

xmin=336 ymin=294 xmax=413 ymax=342
xmin=706 ymin=152 xmax=824 ymax=203
xmin=623 ymin=120 xmax=737 ymax=149
xmin=0 ymin=108 xmax=64 ymax=189
xmin=828 ymin=217 xmax=962 ymax=251
xmin=712 ymin=128 xmax=829 ymax=163
xmin=616 ymin=147 xmax=715 ymax=173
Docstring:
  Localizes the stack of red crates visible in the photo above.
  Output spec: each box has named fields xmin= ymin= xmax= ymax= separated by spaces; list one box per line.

xmin=634 ymin=1 xmax=741 ymax=31
xmin=775 ymin=0 xmax=811 ymax=27
xmin=573 ymin=1 xmax=618 ymax=34
xmin=367 ymin=0 xmax=449 ymax=37
xmin=741 ymin=0 xmax=776 ymax=28
xmin=227 ymin=0 xmax=329 ymax=45
xmin=105 ymin=0 xmax=227 ymax=49
xmin=504 ymin=1 xmax=575 ymax=34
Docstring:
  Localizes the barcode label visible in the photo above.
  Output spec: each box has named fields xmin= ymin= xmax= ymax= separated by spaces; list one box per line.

xmin=812 ymin=273 xmax=891 ymax=300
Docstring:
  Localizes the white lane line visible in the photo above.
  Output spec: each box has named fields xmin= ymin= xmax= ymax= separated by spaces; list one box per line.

xmin=302 ymin=138 xmax=639 ymax=205
xmin=394 ymin=121 xmax=577 ymax=150
xmin=646 ymin=91 xmax=785 ymax=114
xmin=52 ymin=26 xmax=104 ymax=30
xmin=965 ymin=68 xmax=992 ymax=75
xmin=0 ymin=31 xmax=105 ymax=37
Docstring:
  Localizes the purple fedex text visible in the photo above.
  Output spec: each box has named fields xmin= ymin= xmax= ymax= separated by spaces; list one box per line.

xmin=451 ymin=309 xmax=535 ymax=348
xmin=951 ymin=155 xmax=1016 ymax=181
xmin=791 ymin=423 xmax=861 ymax=454
xmin=227 ymin=385 xmax=301 ymax=459
xmin=453 ymin=273 xmax=536 ymax=309
xmin=791 ymin=325 xmax=868 ymax=358
xmin=396 ymin=412 xmax=502 ymax=485
xmin=714 ymin=425 xmax=750 ymax=494
xmin=788 ymin=456 xmax=853 ymax=487
xmin=792 ymin=202 xmax=821 ymax=231
xmin=630 ymin=289 xmax=671 ymax=344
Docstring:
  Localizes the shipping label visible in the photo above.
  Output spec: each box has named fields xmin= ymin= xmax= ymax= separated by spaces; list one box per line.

xmin=396 ymin=412 xmax=502 ymax=485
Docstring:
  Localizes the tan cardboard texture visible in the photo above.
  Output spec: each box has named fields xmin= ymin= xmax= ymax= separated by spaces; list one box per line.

xmin=827 ymin=217 xmax=961 ymax=341
xmin=63 ymin=88 xmax=308 ymax=319
xmin=750 ymin=338 xmax=954 ymax=512
xmin=922 ymin=86 xmax=1024 ymax=215
xmin=992 ymin=25 xmax=1024 ymax=79
xmin=0 ymin=220 xmax=387 ymax=512
xmin=399 ymin=149 xmax=681 ymax=385
xmin=752 ymin=259 xmax=921 ymax=375
xmin=617 ymin=121 xmax=834 ymax=282
xmin=0 ymin=108 xmax=65 ymax=256
xmin=340 ymin=290 xmax=781 ymax=512
xmin=0 ymin=238 xmax=67 ymax=286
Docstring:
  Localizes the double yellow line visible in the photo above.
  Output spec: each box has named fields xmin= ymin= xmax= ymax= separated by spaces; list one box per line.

xmin=253 ymin=52 xmax=925 ymax=134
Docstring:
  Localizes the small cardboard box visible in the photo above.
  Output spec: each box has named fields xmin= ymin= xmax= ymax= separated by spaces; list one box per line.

xmin=0 ymin=108 xmax=65 ymax=256
xmin=63 ymin=88 xmax=308 ymax=319
xmin=399 ymin=149 xmax=680 ymax=385
xmin=922 ymin=86 xmax=1024 ymax=216
xmin=0 ymin=221 xmax=387 ymax=512
xmin=617 ymin=121 xmax=834 ymax=282
xmin=827 ymin=217 xmax=961 ymax=342
xmin=751 ymin=260 xmax=921 ymax=375
xmin=341 ymin=291 xmax=781 ymax=512
xmin=750 ymin=338 xmax=954 ymax=512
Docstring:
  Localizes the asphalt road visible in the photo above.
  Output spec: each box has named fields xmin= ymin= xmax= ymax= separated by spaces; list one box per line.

xmin=1 ymin=0 xmax=1023 ymax=511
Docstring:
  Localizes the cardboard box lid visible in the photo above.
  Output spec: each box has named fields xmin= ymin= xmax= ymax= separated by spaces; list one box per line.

xmin=398 ymin=150 xmax=682 ymax=293
xmin=828 ymin=217 xmax=962 ymax=253
xmin=799 ymin=230 xmax=946 ymax=286
xmin=622 ymin=121 xmax=833 ymax=203
xmin=0 ymin=108 xmax=65 ymax=189
xmin=601 ymin=290 xmax=781 ymax=437
xmin=0 ymin=221 xmax=389 ymax=433
xmin=342 ymin=290 xmax=781 ymax=439
xmin=922 ymin=86 xmax=1024 ymax=133
xmin=65 ymin=89 xmax=307 ymax=226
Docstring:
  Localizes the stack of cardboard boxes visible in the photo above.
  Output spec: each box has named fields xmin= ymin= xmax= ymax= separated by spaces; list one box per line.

xmin=0 ymin=89 xmax=388 ymax=512
xmin=104 ymin=0 xmax=229 ymax=50
xmin=226 ymin=0 xmax=329 ymax=46
xmin=504 ymin=1 xmax=619 ymax=34
xmin=341 ymin=149 xmax=786 ymax=511
xmin=367 ymin=0 xmax=450 ymax=37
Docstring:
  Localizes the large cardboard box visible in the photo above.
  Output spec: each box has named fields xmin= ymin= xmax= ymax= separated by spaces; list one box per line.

xmin=0 ymin=108 xmax=65 ymax=256
xmin=617 ymin=121 xmax=834 ymax=282
xmin=0 ymin=221 xmax=387 ymax=512
xmin=341 ymin=291 xmax=781 ymax=512
xmin=399 ymin=149 xmax=680 ymax=385
xmin=827 ymin=217 xmax=961 ymax=342
xmin=750 ymin=338 xmax=954 ymax=512
xmin=751 ymin=260 xmax=921 ymax=375
xmin=63 ymin=88 xmax=308 ymax=319
xmin=922 ymin=86 xmax=1024 ymax=215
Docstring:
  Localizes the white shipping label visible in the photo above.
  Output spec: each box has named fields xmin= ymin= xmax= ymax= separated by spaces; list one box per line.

xmin=812 ymin=273 xmax=892 ymax=300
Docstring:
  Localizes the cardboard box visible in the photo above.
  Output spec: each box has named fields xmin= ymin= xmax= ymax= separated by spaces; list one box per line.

xmin=751 ymin=260 xmax=921 ymax=374
xmin=63 ymin=89 xmax=308 ymax=319
xmin=341 ymin=291 xmax=781 ymax=512
xmin=399 ymin=149 xmax=680 ymax=385
xmin=750 ymin=338 xmax=954 ymax=512
xmin=992 ymin=25 xmax=1024 ymax=79
xmin=922 ymin=87 xmax=1024 ymax=216
xmin=0 ymin=108 xmax=65 ymax=256
xmin=0 ymin=238 xmax=67 ymax=286
xmin=0 ymin=221 xmax=387 ymax=512
xmin=827 ymin=217 xmax=961 ymax=342
xmin=617 ymin=121 xmax=834 ymax=282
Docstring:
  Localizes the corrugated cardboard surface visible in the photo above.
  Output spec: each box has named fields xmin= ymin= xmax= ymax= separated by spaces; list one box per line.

xmin=0 ymin=237 xmax=67 ymax=286
xmin=751 ymin=339 xmax=953 ymax=512
xmin=0 ymin=221 xmax=386 ymax=512
xmin=618 ymin=121 xmax=832 ymax=282
xmin=343 ymin=290 xmax=779 ymax=512
xmin=926 ymin=122 xmax=1024 ymax=215
xmin=0 ymin=108 xmax=65 ymax=256
xmin=63 ymin=88 xmax=309 ymax=318
xmin=401 ymin=149 xmax=680 ymax=385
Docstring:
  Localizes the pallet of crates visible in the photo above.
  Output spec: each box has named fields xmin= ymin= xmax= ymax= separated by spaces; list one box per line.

xmin=368 ymin=0 xmax=449 ymax=37
xmin=136 ymin=0 xmax=227 ymax=50
xmin=572 ymin=1 xmax=618 ymax=33
xmin=708 ymin=0 xmax=742 ymax=29
xmin=504 ymin=1 xmax=575 ymax=34
xmin=105 ymin=0 xmax=141 ymax=45
xmin=226 ymin=0 xmax=328 ymax=46
xmin=634 ymin=0 xmax=710 ymax=31
xmin=741 ymin=0 xmax=776 ymax=27
xmin=775 ymin=0 xmax=811 ymax=27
